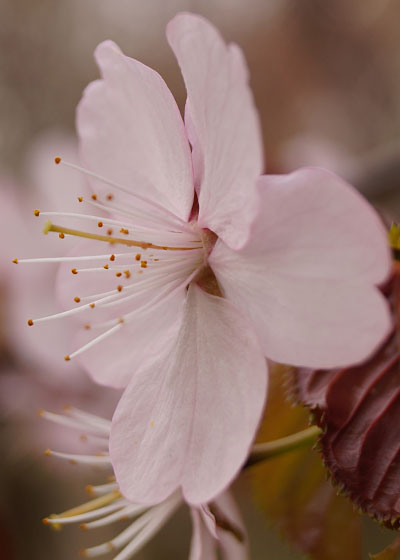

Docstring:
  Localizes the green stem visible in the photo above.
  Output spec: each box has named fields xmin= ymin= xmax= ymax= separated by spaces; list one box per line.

xmin=246 ymin=425 xmax=322 ymax=468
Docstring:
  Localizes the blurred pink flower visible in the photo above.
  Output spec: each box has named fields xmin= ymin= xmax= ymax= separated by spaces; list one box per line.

xmin=42 ymin=407 xmax=248 ymax=560
xmin=28 ymin=13 xmax=390 ymax=505
xmin=5 ymin=131 xmax=90 ymax=389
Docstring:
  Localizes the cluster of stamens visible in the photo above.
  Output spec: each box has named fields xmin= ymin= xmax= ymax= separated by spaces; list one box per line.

xmin=40 ymin=407 xmax=182 ymax=559
xmin=14 ymin=157 xmax=207 ymax=363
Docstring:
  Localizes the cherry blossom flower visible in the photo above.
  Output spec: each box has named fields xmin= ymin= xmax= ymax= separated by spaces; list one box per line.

xmin=41 ymin=407 xmax=248 ymax=560
xmin=19 ymin=13 xmax=391 ymax=505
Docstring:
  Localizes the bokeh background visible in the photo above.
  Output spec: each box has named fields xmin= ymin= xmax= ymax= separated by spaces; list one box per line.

xmin=0 ymin=1 xmax=399 ymax=558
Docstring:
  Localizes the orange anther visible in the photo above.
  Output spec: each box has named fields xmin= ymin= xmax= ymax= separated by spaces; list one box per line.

xmin=107 ymin=228 xmax=113 ymax=235
xmin=34 ymin=209 xmax=40 ymax=216
xmin=110 ymin=254 xmax=115 ymax=261
xmin=89 ymin=303 xmax=95 ymax=309
xmin=103 ymin=264 xmax=109 ymax=269
xmin=97 ymin=221 xmax=103 ymax=228
xmin=27 ymin=319 xmax=34 ymax=326
xmin=140 ymin=261 xmax=147 ymax=268
xmin=135 ymin=253 xmax=141 ymax=261
xmin=77 ymin=196 xmax=83 ymax=203
xmin=91 ymin=194 xmax=97 ymax=201
xmin=115 ymin=272 xmax=122 ymax=277
xmin=71 ymin=268 xmax=78 ymax=274
xmin=12 ymin=258 xmax=18 ymax=264
xmin=124 ymin=270 xmax=131 ymax=278
xmin=54 ymin=156 xmax=61 ymax=164
xmin=59 ymin=233 xmax=65 ymax=239
xmin=64 ymin=355 xmax=71 ymax=361
xmin=74 ymin=296 xmax=81 ymax=303
xmin=106 ymin=194 xmax=114 ymax=201
xmin=117 ymin=285 xmax=123 ymax=292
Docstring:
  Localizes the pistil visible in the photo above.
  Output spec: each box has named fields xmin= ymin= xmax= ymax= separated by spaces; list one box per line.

xmin=43 ymin=220 xmax=200 ymax=251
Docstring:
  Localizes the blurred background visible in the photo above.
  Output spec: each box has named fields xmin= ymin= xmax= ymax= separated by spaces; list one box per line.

xmin=0 ymin=0 xmax=399 ymax=558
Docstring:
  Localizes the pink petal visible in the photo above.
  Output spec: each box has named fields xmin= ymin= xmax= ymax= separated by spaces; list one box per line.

xmin=189 ymin=508 xmax=218 ymax=560
xmin=76 ymin=289 xmax=186 ymax=389
xmin=209 ymin=168 xmax=391 ymax=368
xmin=77 ymin=40 xmax=194 ymax=224
xmin=110 ymin=284 xmax=267 ymax=504
xmin=167 ymin=13 xmax=264 ymax=249
xmin=189 ymin=492 xmax=248 ymax=560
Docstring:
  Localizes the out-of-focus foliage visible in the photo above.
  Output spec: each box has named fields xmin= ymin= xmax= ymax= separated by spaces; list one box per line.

xmin=250 ymin=364 xmax=362 ymax=560
xmin=370 ymin=536 xmax=400 ymax=560
xmin=295 ymin=271 xmax=400 ymax=530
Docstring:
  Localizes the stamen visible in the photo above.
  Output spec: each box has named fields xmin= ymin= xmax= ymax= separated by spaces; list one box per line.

xmin=44 ymin=500 xmax=126 ymax=526
xmin=82 ymin=504 xmax=148 ymax=530
xmin=38 ymin=410 xmax=108 ymax=437
xmin=45 ymin=449 xmax=111 ymax=465
xmin=64 ymin=408 xmax=111 ymax=431
xmin=54 ymin=158 xmax=183 ymax=221
xmin=66 ymin=323 xmax=123 ymax=361
xmin=43 ymin=489 xmax=122 ymax=525
xmin=43 ymin=220 xmax=199 ymax=251
xmin=86 ymin=482 xmax=119 ymax=497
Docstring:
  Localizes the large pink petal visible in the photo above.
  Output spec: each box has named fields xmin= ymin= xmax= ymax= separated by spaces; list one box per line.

xmin=167 ymin=13 xmax=264 ymax=249
xmin=110 ymin=284 xmax=267 ymax=504
xmin=77 ymin=40 xmax=194 ymax=224
xmin=209 ymin=168 xmax=391 ymax=369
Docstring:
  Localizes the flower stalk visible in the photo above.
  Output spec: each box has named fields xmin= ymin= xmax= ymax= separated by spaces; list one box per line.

xmin=246 ymin=425 xmax=322 ymax=468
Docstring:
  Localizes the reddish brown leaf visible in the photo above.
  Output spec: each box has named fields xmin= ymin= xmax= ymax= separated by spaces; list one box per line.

xmin=250 ymin=364 xmax=362 ymax=560
xmin=293 ymin=272 xmax=400 ymax=528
